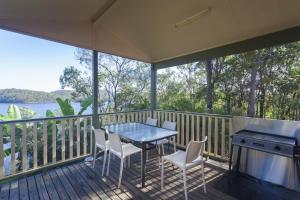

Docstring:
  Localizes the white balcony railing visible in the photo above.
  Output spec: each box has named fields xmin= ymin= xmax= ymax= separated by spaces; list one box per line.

xmin=0 ymin=110 xmax=232 ymax=180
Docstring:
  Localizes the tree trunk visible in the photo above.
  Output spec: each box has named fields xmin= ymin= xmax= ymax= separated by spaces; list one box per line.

xmin=237 ymin=81 xmax=244 ymax=109
xmin=259 ymin=86 xmax=265 ymax=118
xmin=205 ymin=59 xmax=213 ymax=113
xmin=226 ymin=97 xmax=231 ymax=114
xmin=247 ymin=67 xmax=258 ymax=117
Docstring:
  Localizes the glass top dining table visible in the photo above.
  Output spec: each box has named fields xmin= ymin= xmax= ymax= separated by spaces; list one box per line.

xmin=103 ymin=122 xmax=178 ymax=187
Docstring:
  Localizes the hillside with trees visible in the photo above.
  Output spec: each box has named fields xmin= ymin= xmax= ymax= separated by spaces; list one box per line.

xmin=0 ymin=89 xmax=76 ymax=103
xmin=60 ymin=42 xmax=300 ymax=121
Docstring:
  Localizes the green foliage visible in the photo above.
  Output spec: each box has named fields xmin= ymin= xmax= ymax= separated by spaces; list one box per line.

xmin=60 ymin=50 xmax=150 ymax=112
xmin=19 ymin=107 xmax=38 ymax=119
xmin=59 ymin=66 xmax=91 ymax=100
xmin=46 ymin=109 xmax=56 ymax=118
xmin=156 ymin=42 xmax=300 ymax=120
xmin=78 ymin=96 xmax=92 ymax=115
xmin=59 ymin=43 xmax=300 ymax=121
xmin=0 ymin=104 xmax=37 ymax=121
xmin=7 ymin=105 xmax=21 ymax=120
xmin=55 ymin=98 xmax=75 ymax=116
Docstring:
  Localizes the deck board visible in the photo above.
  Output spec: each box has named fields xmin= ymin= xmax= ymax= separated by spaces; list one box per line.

xmin=18 ymin=178 xmax=29 ymax=200
xmin=27 ymin=176 xmax=40 ymax=200
xmin=9 ymin=181 xmax=18 ymax=200
xmin=35 ymin=174 xmax=50 ymax=200
xmin=55 ymin=168 xmax=80 ymax=200
xmin=0 ymin=149 xmax=299 ymax=200
xmin=48 ymin=170 xmax=70 ymax=200
xmin=0 ymin=184 xmax=10 ymax=200
xmin=41 ymin=173 xmax=60 ymax=200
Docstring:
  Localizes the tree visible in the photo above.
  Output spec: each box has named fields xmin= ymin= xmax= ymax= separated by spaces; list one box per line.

xmin=59 ymin=66 xmax=91 ymax=100
xmin=60 ymin=49 xmax=150 ymax=113
xmin=204 ymin=58 xmax=224 ymax=113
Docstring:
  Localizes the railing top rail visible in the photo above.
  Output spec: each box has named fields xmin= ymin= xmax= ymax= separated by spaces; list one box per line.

xmin=154 ymin=109 xmax=233 ymax=118
xmin=0 ymin=109 xmax=232 ymax=125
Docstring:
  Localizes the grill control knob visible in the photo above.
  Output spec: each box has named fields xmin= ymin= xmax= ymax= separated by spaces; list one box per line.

xmin=274 ymin=146 xmax=281 ymax=151
xmin=240 ymin=139 xmax=246 ymax=144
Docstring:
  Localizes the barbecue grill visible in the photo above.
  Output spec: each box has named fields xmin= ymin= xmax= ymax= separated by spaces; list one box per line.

xmin=229 ymin=129 xmax=300 ymax=173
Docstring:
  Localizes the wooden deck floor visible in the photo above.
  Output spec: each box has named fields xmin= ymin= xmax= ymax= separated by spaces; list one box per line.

xmin=0 ymin=150 xmax=299 ymax=200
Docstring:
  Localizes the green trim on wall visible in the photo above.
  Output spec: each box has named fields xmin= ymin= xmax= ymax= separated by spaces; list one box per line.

xmin=154 ymin=26 xmax=300 ymax=69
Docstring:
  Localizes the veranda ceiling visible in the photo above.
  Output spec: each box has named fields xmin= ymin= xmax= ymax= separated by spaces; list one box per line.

xmin=0 ymin=0 xmax=300 ymax=65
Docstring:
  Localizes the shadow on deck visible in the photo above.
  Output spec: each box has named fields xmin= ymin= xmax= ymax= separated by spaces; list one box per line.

xmin=0 ymin=150 xmax=299 ymax=200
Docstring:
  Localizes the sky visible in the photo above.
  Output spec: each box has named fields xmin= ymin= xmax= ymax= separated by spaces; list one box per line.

xmin=0 ymin=29 xmax=84 ymax=92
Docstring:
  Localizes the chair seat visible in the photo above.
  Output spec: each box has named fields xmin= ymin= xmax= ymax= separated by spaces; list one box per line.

xmin=163 ymin=150 xmax=204 ymax=170
xmin=111 ymin=143 xmax=142 ymax=158
xmin=96 ymin=140 xmax=109 ymax=151
xmin=122 ymin=143 xmax=142 ymax=157
xmin=151 ymin=139 xmax=169 ymax=145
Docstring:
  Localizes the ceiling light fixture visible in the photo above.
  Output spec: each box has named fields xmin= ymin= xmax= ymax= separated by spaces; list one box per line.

xmin=175 ymin=7 xmax=211 ymax=28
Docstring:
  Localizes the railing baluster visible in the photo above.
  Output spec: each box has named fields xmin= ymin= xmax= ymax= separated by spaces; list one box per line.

xmin=157 ymin=111 xmax=161 ymax=127
xmin=83 ymin=118 xmax=87 ymax=155
xmin=208 ymin=117 xmax=212 ymax=156
xmin=143 ymin=111 xmax=146 ymax=122
xmin=221 ymin=118 xmax=225 ymax=158
xmin=22 ymin=123 xmax=27 ymax=172
xmin=191 ymin=115 xmax=195 ymax=141
xmin=125 ymin=113 xmax=128 ymax=123
xmin=0 ymin=125 xmax=3 ymax=177
xmin=10 ymin=124 xmax=16 ymax=174
xmin=228 ymin=118 xmax=233 ymax=157
xmin=176 ymin=113 xmax=180 ymax=145
xmin=185 ymin=114 xmax=189 ymax=146
xmin=90 ymin=117 xmax=93 ymax=154
xmin=181 ymin=114 xmax=185 ymax=146
xmin=116 ymin=114 xmax=120 ymax=123
xmin=131 ymin=112 xmax=134 ymax=122
xmin=61 ymin=120 xmax=65 ymax=161
xmin=139 ymin=111 xmax=143 ymax=122
xmin=69 ymin=119 xmax=73 ymax=159
xmin=77 ymin=118 xmax=81 ymax=156
xmin=33 ymin=122 xmax=38 ymax=169
xmin=202 ymin=116 xmax=206 ymax=142
xmin=52 ymin=120 xmax=56 ymax=163
xmin=43 ymin=121 xmax=48 ymax=165
xmin=214 ymin=117 xmax=218 ymax=156
xmin=196 ymin=115 xmax=200 ymax=141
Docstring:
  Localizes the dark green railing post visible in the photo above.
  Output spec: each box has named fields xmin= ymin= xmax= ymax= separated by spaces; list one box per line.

xmin=150 ymin=64 xmax=157 ymax=117
xmin=92 ymin=50 xmax=100 ymax=129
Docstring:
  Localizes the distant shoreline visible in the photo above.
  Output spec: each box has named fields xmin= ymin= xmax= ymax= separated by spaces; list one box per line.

xmin=0 ymin=88 xmax=81 ymax=104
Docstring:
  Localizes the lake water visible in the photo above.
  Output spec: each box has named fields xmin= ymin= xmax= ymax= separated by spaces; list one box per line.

xmin=0 ymin=102 xmax=92 ymax=118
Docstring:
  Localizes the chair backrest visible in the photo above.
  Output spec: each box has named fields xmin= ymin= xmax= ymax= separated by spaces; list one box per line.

xmin=108 ymin=133 xmax=122 ymax=154
xmin=92 ymin=127 xmax=106 ymax=149
xmin=145 ymin=118 xmax=158 ymax=126
xmin=162 ymin=121 xmax=176 ymax=131
xmin=185 ymin=136 xmax=207 ymax=163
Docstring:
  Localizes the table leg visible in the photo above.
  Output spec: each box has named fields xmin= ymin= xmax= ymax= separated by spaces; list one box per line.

xmin=236 ymin=146 xmax=242 ymax=173
xmin=141 ymin=143 xmax=146 ymax=187
xmin=229 ymin=144 xmax=234 ymax=172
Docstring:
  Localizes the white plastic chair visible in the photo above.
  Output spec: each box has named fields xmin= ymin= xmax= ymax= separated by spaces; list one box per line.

xmin=92 ymin=127 xmax=109 ymax=176
xmin=161 ymin=136 xmax=207 ymax=200
xmin=145 ymin=118 xmax=158 ymax=126
xmin=106 ymin=133 xmax=142 ymax=188
xmin=152 ymin=121 xmax=177 ymax=160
